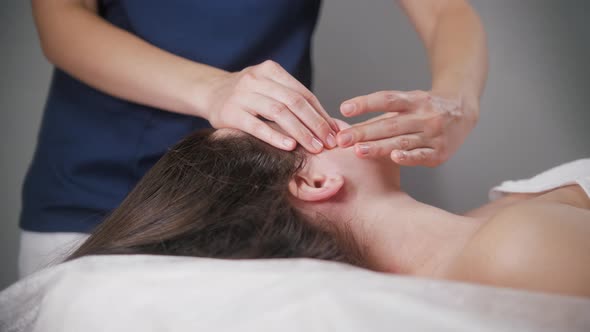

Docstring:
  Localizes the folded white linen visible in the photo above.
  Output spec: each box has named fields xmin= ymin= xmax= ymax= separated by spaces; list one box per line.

xmin=489 ymin=158 xmax=590 ymax=200
xmin=1 ymin=255 xmax=589 ymax=332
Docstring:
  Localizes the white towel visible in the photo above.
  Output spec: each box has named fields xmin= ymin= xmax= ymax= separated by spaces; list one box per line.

xmin=1 ymin=255 xmax=589 ymax=332
xmin=489 ymin=158 xmax=590 ymax=201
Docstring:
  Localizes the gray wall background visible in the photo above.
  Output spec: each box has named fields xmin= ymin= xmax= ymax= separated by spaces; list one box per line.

xmin=1 ymin=1 xmax=588 ymax=290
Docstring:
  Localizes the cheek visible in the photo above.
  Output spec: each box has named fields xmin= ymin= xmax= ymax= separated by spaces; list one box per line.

xmin=315 ymin=146 xmax=391 ymax=180
xmin=337 ymin=152 xmax=396 ymax=187
xmin=323 ymin=147 xmax=357 ymax=168
xmin=349 ymin=158 xmax=385 ymax=177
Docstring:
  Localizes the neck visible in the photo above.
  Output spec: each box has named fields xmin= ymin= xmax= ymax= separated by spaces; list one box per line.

xmin=344 ymin=190 xmax=484 ymax=277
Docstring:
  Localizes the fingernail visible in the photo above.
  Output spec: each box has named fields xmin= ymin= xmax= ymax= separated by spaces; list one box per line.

xmin=331 ymin=120 xmax=341 ymax=132
xmin=341 ymin=103 xmax=356 ymax=116
xmin=311 ymin=137 xmax=324 ymax=151
xmin=283 ymin=138 xmax=295 ymax=149
xmin=393 ymin=150 xmax=406 ymax=160
xmin=357 ymin=143 xmax=370 ymax=155
xmin=338 ymin=132 xmax=353 ymax=146
xmin=326 ymin=134 xmax=336 ymax=148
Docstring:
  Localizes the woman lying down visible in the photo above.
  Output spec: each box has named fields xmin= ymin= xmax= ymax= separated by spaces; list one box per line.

xmin=68 ymin=120 xmax=590 ymax=298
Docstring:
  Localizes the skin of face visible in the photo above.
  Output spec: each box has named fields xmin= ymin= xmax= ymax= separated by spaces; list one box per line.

xmin=305 ymin=119 xmax=400 ymax=195
xmin=268 ymin=119 xmax=403 ymax=235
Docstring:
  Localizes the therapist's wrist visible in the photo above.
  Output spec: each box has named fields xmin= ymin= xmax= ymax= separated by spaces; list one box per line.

xmin=181 ymin=64 xmax=230 ymax=120
xmin=463 ymin=92 xmax=480 ymax=128
xmin=432 ymin=78 xmax=480 ymax=129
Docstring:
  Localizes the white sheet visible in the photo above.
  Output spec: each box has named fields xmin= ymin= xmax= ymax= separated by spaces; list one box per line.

xmin=1 ymin=255 xmax=589 ymax=332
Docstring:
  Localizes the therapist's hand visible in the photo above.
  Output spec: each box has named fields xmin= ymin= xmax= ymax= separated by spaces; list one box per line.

xmin=336 ymin=90 xmax=478 ymax=167
xmin=203 ymin=60 xmax=338 ymax=153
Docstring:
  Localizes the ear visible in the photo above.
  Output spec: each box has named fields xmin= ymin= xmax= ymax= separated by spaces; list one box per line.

xmin=288 ymin=172 xmax=344 ymax=202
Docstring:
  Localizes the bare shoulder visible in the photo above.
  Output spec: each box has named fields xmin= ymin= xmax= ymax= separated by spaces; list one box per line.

xmin=463 ymin=184 xmax=590 ymax=219
xmin=446 ymin=187 xmax=590 ymax=297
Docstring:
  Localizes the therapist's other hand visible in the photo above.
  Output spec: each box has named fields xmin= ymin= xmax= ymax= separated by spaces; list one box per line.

xmin=203 ymin=60 xmax=338 ymax=153
xmin=336 ymin=90 xmax=478 ymax=167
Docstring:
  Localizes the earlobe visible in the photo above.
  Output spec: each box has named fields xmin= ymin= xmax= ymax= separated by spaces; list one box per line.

xmin=288 ymin=174 xmax=344 ymax=202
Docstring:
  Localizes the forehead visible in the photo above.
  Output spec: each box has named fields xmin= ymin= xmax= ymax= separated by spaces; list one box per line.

xmin=213 ymin=122 xmax=287 ymax=139
xmin=212 ymin=127 xmax=247 ymax=139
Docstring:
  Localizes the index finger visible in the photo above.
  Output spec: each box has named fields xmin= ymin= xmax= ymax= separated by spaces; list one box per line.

xmin=340 ymin=91 xmax=414 ymax=117
xmin=351 ymin=112 xmax=401 ymax=127
xmin=260 ymin=61 xmax=339 ymax=133
xmin=233 ymin=111 xmax=297 ymax=151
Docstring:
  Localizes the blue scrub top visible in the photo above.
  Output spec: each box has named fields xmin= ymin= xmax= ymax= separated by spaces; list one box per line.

xmin=21 ymin=0 xmax=322 ymax=232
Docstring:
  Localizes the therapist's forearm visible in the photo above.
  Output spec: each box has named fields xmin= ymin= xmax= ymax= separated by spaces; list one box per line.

xmin=399 ymin=0 xmax=488 ymax=122
xmin=32 ymin=0 xmax=225 ymax=119
xmin=428 ymin=3 xmax=488 ymax=115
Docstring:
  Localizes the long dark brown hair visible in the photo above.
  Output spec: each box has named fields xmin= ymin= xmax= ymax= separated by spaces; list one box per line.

xmin=68 ymin=128 xmax=367 ymax=267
